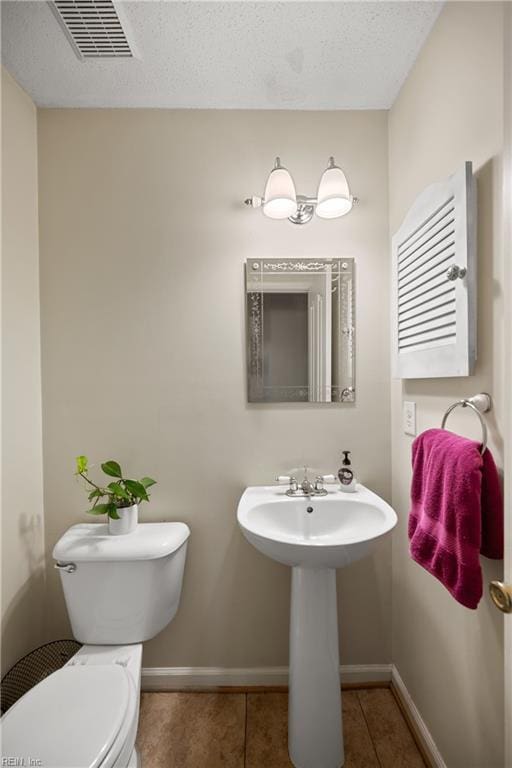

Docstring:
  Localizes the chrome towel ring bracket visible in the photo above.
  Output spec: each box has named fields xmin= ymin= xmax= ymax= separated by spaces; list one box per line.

xmin=441 ymin=393 xmax=492 ymax=455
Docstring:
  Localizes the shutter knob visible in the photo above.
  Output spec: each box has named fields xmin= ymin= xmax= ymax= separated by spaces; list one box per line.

xmin=446 ymin=264 xmax=467 ymax=281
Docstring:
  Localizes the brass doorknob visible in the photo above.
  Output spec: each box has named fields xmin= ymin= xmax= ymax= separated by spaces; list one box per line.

xmin=489 ymin=581 xmax=512 ymax=613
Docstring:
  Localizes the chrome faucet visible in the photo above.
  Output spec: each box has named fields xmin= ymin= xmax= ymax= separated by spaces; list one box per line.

xmin=276 ymin=468 xmax=329 ymax=497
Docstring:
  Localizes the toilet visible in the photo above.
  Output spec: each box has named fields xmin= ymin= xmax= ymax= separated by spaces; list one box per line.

xmin=1 ymin=521 xmax=190 ymax=768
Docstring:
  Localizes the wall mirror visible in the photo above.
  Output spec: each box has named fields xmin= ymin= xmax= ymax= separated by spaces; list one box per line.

xmin=246 ymin=258 xmax=355 ymax=403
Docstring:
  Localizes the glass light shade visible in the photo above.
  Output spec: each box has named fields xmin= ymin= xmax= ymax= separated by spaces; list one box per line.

xmin=316 ymin=162 xmax=353 ymax=219
xmin=263 ymin=161 xmax=297 ymax=220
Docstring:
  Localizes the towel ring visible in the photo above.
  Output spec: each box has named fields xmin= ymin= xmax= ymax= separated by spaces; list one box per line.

xmin=441 ymin=393 xmax=492 ymax=455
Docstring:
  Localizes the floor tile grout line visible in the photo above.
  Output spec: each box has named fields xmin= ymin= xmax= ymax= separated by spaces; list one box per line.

xmin=243 ymin=692 xmax=248 ymax=768
xmin=356 ymin=690 xmax=385 ymax=768
xmin=388 ymin=686 xmax=429 ymax=768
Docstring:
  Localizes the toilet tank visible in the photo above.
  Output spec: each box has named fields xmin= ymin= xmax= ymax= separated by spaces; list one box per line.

xmin=53 ymin=522 xmax=190 ymax=644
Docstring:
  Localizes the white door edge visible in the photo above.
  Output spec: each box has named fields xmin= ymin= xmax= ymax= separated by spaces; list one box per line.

xmin=504 ymin=6 xmax=512 ymax=766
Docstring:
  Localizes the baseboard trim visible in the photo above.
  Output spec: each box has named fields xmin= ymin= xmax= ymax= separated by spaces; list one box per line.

xmin=391 ymin=666 xmax=447 ymax=768
xmin=141 ymin=663 xmax=392 ymax=692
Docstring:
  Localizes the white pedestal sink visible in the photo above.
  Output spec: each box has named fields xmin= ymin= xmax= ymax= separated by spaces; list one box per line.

xmin=237 ymin=484 xmax=397 ymax=768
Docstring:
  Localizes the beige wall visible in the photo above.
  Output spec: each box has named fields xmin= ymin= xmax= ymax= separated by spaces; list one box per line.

xmin=388 ymin=4 xmax=505 ymax=767
xmin=1 ymin=68 xmax=45 ymax=673
xmin=3 ymin=7 xmax=508 ymax=759
xmin=37 ymin=109 xmax=391 ymax=668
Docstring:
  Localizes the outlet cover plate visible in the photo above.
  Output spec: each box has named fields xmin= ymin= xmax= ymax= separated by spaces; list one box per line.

xmin=403 ymin=401 xmax=416 ymax=436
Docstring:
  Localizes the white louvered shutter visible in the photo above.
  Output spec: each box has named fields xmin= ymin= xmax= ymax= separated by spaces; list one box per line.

xmin=391 ymin=162 xmax=477 ymax=379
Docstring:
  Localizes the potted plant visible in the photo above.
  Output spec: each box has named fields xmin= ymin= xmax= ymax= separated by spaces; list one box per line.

xmin=75 ymin=455 xmax=156 ymax=535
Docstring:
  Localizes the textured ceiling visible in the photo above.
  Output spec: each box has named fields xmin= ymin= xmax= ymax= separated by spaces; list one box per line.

xmin=1 ymin=1 xmax=443 ymax=109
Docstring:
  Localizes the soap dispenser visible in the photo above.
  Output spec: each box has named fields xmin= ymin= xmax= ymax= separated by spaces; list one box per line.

xmin=338 ymin=450 xmax=357 ymax=493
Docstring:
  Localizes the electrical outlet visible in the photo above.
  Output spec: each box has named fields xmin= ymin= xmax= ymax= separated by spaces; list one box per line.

xmin=403 ymin=401 xmax=416 ymax=436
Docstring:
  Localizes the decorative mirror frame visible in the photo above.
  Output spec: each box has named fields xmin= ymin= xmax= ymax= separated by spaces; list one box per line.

xmin=246 ymin=257 xmax=355 ymax=403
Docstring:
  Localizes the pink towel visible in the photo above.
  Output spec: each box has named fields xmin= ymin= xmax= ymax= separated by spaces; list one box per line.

xmin=409 ymin=428 xmax=503 ymax=609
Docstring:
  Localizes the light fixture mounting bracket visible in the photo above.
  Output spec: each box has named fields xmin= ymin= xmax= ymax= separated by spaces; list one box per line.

xmin=244 ymin=194 xmax=359 ymax=224
xmin=288 ymin=195 xmax=315 ymax=225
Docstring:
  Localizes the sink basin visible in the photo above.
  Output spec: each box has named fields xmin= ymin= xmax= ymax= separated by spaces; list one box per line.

xmin=237 ymin=484 xmax=397 ymax=569
xmin=237 ymin=483 xmax=397 ymax=768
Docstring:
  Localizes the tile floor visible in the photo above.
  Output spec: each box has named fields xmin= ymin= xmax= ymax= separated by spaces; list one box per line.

xmin=137 ymin=687 xmax=426 ymax=768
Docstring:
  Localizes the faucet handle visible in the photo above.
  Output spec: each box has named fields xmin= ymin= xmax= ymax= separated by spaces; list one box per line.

xmin=276 ymin=475 xmax=298 ymax=491
xmin=313 ymin=474 xmax=335 ymax=491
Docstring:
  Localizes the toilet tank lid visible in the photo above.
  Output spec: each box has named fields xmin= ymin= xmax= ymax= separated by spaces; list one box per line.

xmin=53 ymin=522 xmax=190 ymax=562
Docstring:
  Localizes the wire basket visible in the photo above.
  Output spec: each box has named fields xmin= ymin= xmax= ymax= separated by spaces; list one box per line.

xmin=1 ymin=639 xmax=82 ymax=714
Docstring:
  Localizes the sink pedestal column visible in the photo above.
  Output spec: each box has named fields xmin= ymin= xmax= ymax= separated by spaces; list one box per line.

xmin=288 ymin=567 xmax=343 ymax=768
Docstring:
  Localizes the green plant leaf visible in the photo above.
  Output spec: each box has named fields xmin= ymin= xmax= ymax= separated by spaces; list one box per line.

xmin=107 ymin=504 xmax=120 ymax=520
xmin=107 ymin=482 xmax=130 ymax=499
xmin=124 ymin=479 xmax=149 ymax=501
xmin=88 ymin=489 xmax=103 ymax=501
xmin=101 ymin=460 xmax=123 ymax=478
xmin=76 ymin=455 xmax=88 ymax=474
xmin=140 ymin=477 xmax=157 ymax=489
xmin=87 ymin=503 xmax=110 ymax=516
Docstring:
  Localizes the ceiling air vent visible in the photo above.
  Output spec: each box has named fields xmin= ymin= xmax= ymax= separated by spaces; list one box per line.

xmin=50 ymin=0 xmax=135 ymax=59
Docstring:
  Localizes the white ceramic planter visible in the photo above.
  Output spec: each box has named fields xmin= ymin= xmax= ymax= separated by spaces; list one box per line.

xmin=108 ymin=504 xmax=138 ymax=536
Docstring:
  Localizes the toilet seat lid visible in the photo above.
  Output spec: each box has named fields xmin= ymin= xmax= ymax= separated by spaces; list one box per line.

xmin=1 ymin=665 xmax=131 ymax=768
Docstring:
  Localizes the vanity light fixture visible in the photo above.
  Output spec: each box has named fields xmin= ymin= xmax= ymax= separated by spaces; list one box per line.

xmin=245 ymin=156 xmax=357 ymax=225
